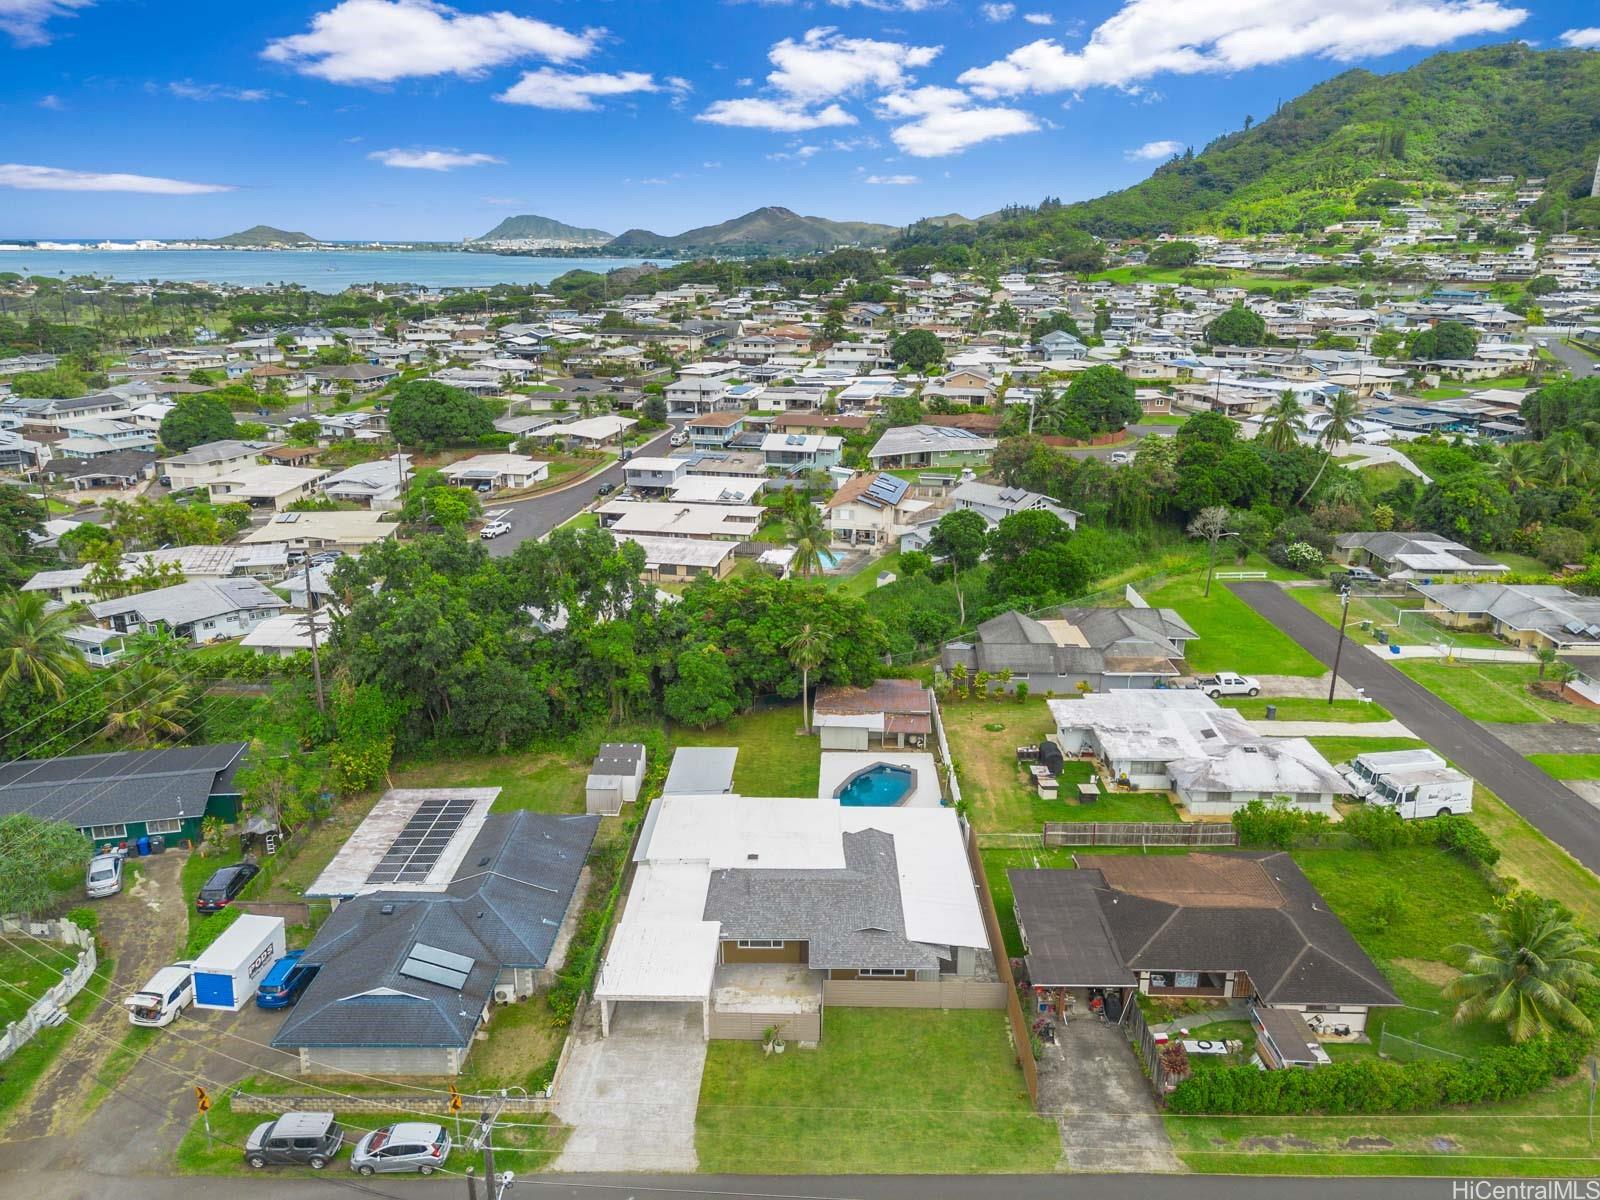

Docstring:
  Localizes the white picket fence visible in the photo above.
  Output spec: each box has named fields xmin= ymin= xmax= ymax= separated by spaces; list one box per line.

xmin=0 ymin=916 xmax=97 ymax=1065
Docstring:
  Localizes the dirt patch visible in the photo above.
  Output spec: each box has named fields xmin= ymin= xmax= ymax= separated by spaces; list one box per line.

xmin=1430 ymin=1136 xmax=1462 ymax=1152
xmin=1239 ymin=1134 xmax=1317 ymax=1152
xmin=1394 ymin=957 xmax=1461 ymax=987
xmin=1344 ymin=1135 xmax=1395 ymax=1150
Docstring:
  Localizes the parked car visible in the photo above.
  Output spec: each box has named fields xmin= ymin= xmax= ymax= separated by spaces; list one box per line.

xmin=1331 ymin=565 xmax=1383 ymax=588
xmin=619 ymin=448 xmax=633 ymax=462
xmin=85 ymin=851 xmax=124 ymax=899
xmin=307 ymin=551 xmax=343 ymax=567
xmin=669 ymin=431 xmax=688 ymax=447
xmin=195 ymin=862 xmax=260 ymax=913
xmin=596 ymin=482 xmax=615 ymax=496
xmin=124 ymin=962 xmax=195 ymax=1027
xmin=1108 ymin=450 xmax=1132 ymax=464
xmin=255 ymin=950 xmax=320 ymax=1009
xmin=479 ymin=520 xmax=511 ymax=539
xmin=350 ymin=1123 xmax=452 ymax=1176
xmin=1195 ymin=671 xmax=1261 ymax=698
xmin=244 ymin=1112 xmax=344 ymax=1170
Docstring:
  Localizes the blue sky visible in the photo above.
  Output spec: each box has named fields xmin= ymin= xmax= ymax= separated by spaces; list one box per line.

xmin=2 ymin=0 xmax=1596 ymax=240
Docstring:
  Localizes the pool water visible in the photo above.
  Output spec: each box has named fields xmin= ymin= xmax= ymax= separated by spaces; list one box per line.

xmin=835 ymin=764 xmax=914 ymax=807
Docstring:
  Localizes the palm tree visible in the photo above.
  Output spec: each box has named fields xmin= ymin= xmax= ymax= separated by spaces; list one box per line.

xmin=0 ymin=590 xmax=85 ymax=699
xmin=786 ymin=501 xmax=830 ymax=580
xmin=1444 ymin=894 xmax=1600 ymax=1043
xmin=784 ymin=622 xmax=834 ymax=734
xmin=103 ymin=659 xmax=190 ymax=748
xmin=1297 ymin=391 xmax=1361 ymax=502
xmin=1260 ymin=391 xmax=1308 ymax=453
xmin=1495 ymin=442 xmax=1543 ymax=494
xmin=1030 ymin=387 xmax=1071 ymax=436
xmin=1543 ymin=432 xmax=1595 ymax=489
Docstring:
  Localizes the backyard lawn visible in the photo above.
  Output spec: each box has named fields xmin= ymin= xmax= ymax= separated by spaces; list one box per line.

xmin=1218 ymin=696 xmax=1393 ymax=723
xmin=1143 ymin=573 xmax=1323 ymax=677
xmin=0 ymin=943 xmax=69 ymax=1026
xmin=696 ymin=1008 xmax=1060 ymax=1174
xmin=979 ymin=846 xmax=1077 ymax=958
xmin=941 ymin=700 xmax=1056 ymax=831
xmin=1528 ymin=754 xmax=1600 ymax=780
xmin=392 ymin=749 xmax=589 ymax=814
xmin=1397 ymin=662 xmax=1600 ymax=725
xmin=1306 ymin=735 xmax=1427 ymax=767
xmin=1292 ymin=586 xmax=1506 ymax=651
xmin=672 ymin=704 xmax=821 ymax=797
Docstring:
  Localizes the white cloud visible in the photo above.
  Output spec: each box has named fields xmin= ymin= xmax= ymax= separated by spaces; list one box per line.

xmin=0 ymin=163 xmax=234 ymax=194
xmin=1022 ymin=11 xmax=1054 ymax=25
xmin=169 ymin=80 xmax=274 ymax=102
xmin=827 ymin=0 xmax=946 ymax=10
xmin=697 ymin=96 xmax=857 ymax=131
xmin=0 ymin=0 xmax=91 ymax=47
xmin=262 ymin=0 xmax=596 ymax=84
xmin=1125 ymin=138 xmax=1184 ymax=159
xmin=875 ymin=84 xmax=971 ymax=117
xmin=1560 ymin=27 xmax=1600 ymax=48
xmin=866 ymin=173 xmax=920 ymax=184
xmin=891 ymin=103 xmax=1039 ymax=155
xmin=497 ymin=69 xmax=667 ymax=111
xmin=368 ymin=147 xmax=503 ymax=170
xmin=766 ymin=26 xmax=941 ymax=102
xmin=768 ymin=144 xmax=822 ymax=161
xmin=960 ymin=0 xmax=1528 ymax=96
xmin=982 ymin=3 xmax=1015 ymax=21
xmin=37 ymin=93 xmax=63 ymax=109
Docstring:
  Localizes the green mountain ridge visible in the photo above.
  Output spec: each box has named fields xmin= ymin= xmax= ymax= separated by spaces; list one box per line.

xmin=1052 ymin=43 xmax=1600 ymax=238
xmin=604 ymin=206 xmax=899 ymax=255
xmin=212 ymin=225 xmax=318 ymax=247
xmin=475 ymin=213 xmax=613 ymax=243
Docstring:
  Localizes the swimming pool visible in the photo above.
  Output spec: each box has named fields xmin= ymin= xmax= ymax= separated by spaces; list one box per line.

xmin=835 ymin=763 xmax=915 ymax=808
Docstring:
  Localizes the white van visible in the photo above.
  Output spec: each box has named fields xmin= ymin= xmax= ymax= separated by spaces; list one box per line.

xmin=1369 ymin=765 xmax=1474 ymax=820
xmin=125 ymin=962 xmax=195 ymax=1027
xmin=1341 ymin=748 xmax=1446 ymax=799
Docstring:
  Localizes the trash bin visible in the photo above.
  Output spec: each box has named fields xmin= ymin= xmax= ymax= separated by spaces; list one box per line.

xmin=149 ymin=835 xmax=166 ymax=854
xmin=136 ymin=835 xmax=151 ymax=856
xmin=1265 ymin=704 xmax=1278 ymax=720
xmin=1390 ymin=643 xmax=1402 ymax=655
xmin=1376 ymin=629 xmax=1389 ymax=644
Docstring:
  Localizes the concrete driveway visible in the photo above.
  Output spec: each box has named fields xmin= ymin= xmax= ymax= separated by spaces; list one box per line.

xmin=1232 ymin=581 xmax=1600 ymax=875
xmin=1486 ymin=722 xmax=1600 ymax=756
xmin=1040 ymin=1015 xmax=1179 ymax=1173
xmin=553 ymin=1000 xmax=707 ymax=1173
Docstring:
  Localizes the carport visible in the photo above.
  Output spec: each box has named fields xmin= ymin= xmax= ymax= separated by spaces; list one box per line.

xmin=593 ymin=861 xmax=720 ymax=1038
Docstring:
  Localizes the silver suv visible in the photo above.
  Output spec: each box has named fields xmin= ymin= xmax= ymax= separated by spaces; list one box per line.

xmin=244 ymin=1112 xmax=344 ymax=1170
xmin=350 ymin=1122 xmax=451 ymax=1176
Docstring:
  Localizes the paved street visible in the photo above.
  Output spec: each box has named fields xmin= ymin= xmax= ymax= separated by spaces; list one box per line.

xmin=484 ymin=423 xmax=677 ymax=557
xmin=1232 ymin=581 xmax=1600 ymax=875
xmin=1545 ymin=336 xmax=1598 ymax=379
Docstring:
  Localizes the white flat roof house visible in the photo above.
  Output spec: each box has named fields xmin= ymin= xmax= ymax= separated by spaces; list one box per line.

xmin=320 ymin=456 xmax=411 ymax=509
xmin=598 ymin=501 xmax=762 ymax=541
xmin=239 ymin=510 xmax=400 ymax=553
xmin=158 ymin=439 xmax=271 ymax=490
xmin=207 ymin=465 xmax=329 ymax=511
xmin=442 ymin=453 xmax=550 ymax=492
xmin=525 ymin=414 xmax=636 ymax=446
xmin=616 ymin=534 xmax=738 ymax=582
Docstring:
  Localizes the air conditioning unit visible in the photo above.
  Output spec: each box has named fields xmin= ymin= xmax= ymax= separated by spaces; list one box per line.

xmin=493 ymin=983 xmax=517 ymax=1005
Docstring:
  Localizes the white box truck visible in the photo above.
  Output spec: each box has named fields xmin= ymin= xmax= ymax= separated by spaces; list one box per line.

xmin=1341 ymin=748 xmax=1446 ymax=799
xmin=192 ymin=914 xmax=286 ymax=1012
xmin=1369 ymin=765 xmax=1474 ymax=820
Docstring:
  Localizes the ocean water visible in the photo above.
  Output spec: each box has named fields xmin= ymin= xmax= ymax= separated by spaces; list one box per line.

xmin=0 ymin=249 xmax=656 ymax=290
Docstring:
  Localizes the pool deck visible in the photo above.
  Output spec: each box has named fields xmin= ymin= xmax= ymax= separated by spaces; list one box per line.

xmin=818 ymin=752 xmax=943 ymax=809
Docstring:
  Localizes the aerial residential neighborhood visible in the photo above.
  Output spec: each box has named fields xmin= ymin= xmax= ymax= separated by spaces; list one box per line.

xmin=3 ymin=4 xmax=1600 ymax=1198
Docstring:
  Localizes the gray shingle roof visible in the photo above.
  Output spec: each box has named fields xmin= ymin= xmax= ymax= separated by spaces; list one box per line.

xmin=944 ymin=607 xmax=1195 ymax=677
xmin=0 ymin=743 xmax=247 ymax=828
xmin=273 ymin=811 xmax=599 ymax=1051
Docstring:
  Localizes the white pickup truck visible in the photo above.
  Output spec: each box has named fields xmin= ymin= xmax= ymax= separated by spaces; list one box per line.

xmin=1195 ymin=672 xmax=1261 ymax=698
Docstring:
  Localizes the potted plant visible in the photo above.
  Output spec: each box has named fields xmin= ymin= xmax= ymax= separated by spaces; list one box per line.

xmin=762 ymin=1025 xmax=779 ymax=1056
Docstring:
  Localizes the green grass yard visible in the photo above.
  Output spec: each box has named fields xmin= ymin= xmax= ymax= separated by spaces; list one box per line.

xmin=1291 ymin=586 xmax=1506 ymax=651
xmin=1218 ymin=696 xmax=1393 ymax=723
xmin=696 ymin=1008 xmax=1059 ymax=1174
xmin=0 ymin=954 xmax=113 ymax=1135
xmin=0 ymin=942 xmax=69 ymax=1026
xmin=1527 ymin=754 xmax=1600 ymax=780
xmin=672 ymin=704 xmax=821 ymax=797
xmin=1143 ymin=572 xmax=1324 ymax=677
xmin=1396 ymin=661 xmax=1600 ymax=725
xmin=979 ymin=846 xmax=1077 ymax=957
xmin=1306 ymin=736 xmax=1427 ymax=766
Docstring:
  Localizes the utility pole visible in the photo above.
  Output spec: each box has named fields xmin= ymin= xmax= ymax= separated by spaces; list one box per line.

xmin=1328 ymin=587 xmax=1352 ymax=706
xmin=303 ymin=558 xmax=325 ymax=713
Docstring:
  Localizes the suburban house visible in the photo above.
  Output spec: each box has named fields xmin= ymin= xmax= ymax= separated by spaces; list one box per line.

xmin=868 ymin=424 xmax=997 ymax=469
xmin=942 ymin=607 xmax=1199 ymax=693
xmin=238 ymin=510 xmax=400 ymax=555
xmin=586 ymin=743 xmax=648 ymax=816
xmin=0 ymin=742 xmax=246 ymax=849
xmin=21 ymin=543 xmax=288 ymax=605
xmin=442 ymin=453 xmax=550 ymax=493
xmin=1333 ymin=531 xmax=1509 ymax=579
xmin=1048 ymin=691 xmax=1347 ymax=816
xmin=319 ymin=456 xmax=411 ymax=509
xmin=1413 ymin=583 xmax=1600 ymax=655
xmin=207 ymin=465 xmax=329 ymax=510
xmin=623 ymin=456 xmax=691 ymax=495
xmin=921 ymin=368 xmax=997 ymax=407
xmin=812 ymin=679 xmax=935 ymax=751
xmin=1012 ymin=852 xmax=1398 ymax=1044
xmin=685 ymin=411 xmax=746 ymax=449
xmin=88 ymin=578 xmax=289 ymax=645
xmin=39 ymin=449 xmax=156 ymax=492
xmin=275 ymin=806 xmax=599 ymax=1076
xmin=158 ymin=439 xmax=270 ymax=490
xmin=594 ymin=792 xmax=997 ymax=1041
xmin=948 ymin=481 xmax=1080 ymax=530
xmin=760 ymin=432 xmax=843 ymax=473
xmin=523 ymin=414 xmax=636 ymax=448
xmin=823 ymin=472 xmax=939 ymax=549
xmin=617 ymin=534 xmax=738 ymax=583
xmin=598 ymin=501 xmax=762 ymax=541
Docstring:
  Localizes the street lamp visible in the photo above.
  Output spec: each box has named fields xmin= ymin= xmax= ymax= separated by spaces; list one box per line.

xmin=1328 ymin=587 xmax=1352 ymax=705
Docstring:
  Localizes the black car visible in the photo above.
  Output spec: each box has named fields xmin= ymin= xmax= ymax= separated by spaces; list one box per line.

xmin=245 ymin=1112 xmax=344 ymax=1170
xmin=196 ymin=862 xmax=260 ymax=912
xmin=596 ymin=482 xmax=616 ymax=496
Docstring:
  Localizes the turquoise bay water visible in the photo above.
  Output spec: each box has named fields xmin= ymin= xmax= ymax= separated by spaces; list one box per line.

xmin=0 ymin=249 xmax=656 ymax=289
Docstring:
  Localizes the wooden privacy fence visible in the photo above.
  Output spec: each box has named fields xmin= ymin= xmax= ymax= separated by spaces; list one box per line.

xmin=964 ymin=824 xmax=1039 ymax=1107
xmin=822 ymin=979 xmax=1005 ymax=1009
xmin=1043 ymin=821 xmax=1238 ymax=848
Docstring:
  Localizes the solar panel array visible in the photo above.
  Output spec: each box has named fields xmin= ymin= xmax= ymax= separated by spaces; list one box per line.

xmin=364 ymin=795 xmax=476 ymax=886
xmin=398 ymin=942 xmax=475 ymax=991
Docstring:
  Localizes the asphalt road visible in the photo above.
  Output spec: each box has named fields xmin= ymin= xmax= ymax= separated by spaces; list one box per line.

xmin=19 ymin=1171 xmax=1559 ymax=1200
xmin=1232 ymin=581 xmax=1600 ymax=875
xmin=484 ymin=423 xmax=677 ymax=557
xmin=1545 ymin=336 xmax=1598 ymax=379
xmin=1064 ymin=423 xmax=1179 ymax=462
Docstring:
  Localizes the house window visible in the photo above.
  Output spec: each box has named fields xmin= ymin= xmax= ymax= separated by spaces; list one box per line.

xmin=145 ymin=818 xmax=184 ymax=835
xmin=86 ymin=824 xmax=127 ymax=840
xmin=736 ymin=940 xmax=784 ymax=950
xmin=858 ymin=968 xmax=908 ymax=978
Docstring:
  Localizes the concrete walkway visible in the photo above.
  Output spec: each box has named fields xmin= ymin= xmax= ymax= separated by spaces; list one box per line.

xmin=1485 ymin=722 xmax=1600 ymax=755
xmin=1365 ymin=643 xmax=1537 ymax=664
xmin=1148 ymin=1002 xmax=1253 ymax=1040
xmin=1246 ymin=719 xmax=1415 ymax=740
xmin=1041 ymin=1016 xmax=1181 ymax=1174
xmin=553 ymin=1000 xmax=707 ymax=1173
